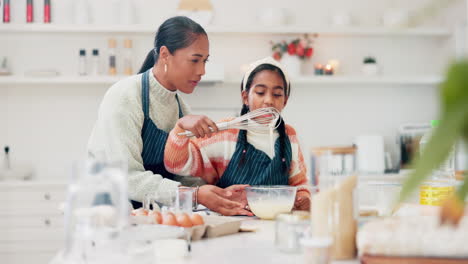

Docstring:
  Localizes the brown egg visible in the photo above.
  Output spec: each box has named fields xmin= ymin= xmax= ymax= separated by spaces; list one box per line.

xmin=190 ymin=214 xmax=205 ymax=226
xmin=176 ymin=213 xmax=193 ymax=228
xmin=162 ymin=212 xmax=178 ymax=226
xmin=131 ymin=208 xmax=148 ymax=216
xmin=148 ymin=211 xmax=162 ymax=224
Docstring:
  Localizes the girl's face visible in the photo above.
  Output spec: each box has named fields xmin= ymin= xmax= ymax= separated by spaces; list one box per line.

xmin=165 ymin=34 xmax=209 ymax=94
xmin=242 ymin=70 xmax=288 ymax=112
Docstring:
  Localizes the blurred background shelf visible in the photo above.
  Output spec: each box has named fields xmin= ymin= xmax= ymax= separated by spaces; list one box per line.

xmin=0 ymin=24 xmax=452 ymax=37
xmin=293 ymin=75 xmax=443 ymax=85
xmin=226 ymin=75 xmax=443 ymax=85
xmin=0 ymin=75 xmax=442 ymax=86
xmin=0 ymin=75 xmax=224 ymax=85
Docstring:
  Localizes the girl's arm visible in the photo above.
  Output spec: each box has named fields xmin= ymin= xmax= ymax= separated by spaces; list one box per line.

xmin=164 ymin=123 xmax=219 ymax=184
xmin=165 ymin=116 xmax=239 ymax=184
xmin=285 ymin=125 xmax=311 ymax=210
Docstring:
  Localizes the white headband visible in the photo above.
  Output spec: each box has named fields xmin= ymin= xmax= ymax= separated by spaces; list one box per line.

xmin=241 ymin=57 xmax=291 ymax=96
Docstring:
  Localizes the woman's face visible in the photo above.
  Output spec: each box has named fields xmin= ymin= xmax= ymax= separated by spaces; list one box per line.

xmin=242 ymin=70 xmax=288 ymax=113
xmin=166 ymin=34 xmax=209 ymax=94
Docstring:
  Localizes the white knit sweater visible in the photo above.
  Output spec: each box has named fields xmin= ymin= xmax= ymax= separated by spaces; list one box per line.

xmin=87 ymin=68 xmax=191 ymax=204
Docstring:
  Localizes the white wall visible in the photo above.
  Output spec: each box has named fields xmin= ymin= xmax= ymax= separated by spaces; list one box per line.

xmin=1 ymin=0 xmax=466 ymax=180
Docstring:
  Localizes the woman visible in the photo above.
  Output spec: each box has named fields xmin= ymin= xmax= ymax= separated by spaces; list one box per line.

xmin=164 ymin=57 xmax=311 ymax=210
xmin=87 ymin=16 xmax=250 ymax=216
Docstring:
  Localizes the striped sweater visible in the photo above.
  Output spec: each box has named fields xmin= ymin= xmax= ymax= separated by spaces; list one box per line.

xmin=164 ymin=119 xmax=310 ymax=195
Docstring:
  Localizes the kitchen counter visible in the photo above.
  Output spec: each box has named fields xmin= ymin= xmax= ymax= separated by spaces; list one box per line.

xmin=174 ymin=219 xmax=359 ymax=264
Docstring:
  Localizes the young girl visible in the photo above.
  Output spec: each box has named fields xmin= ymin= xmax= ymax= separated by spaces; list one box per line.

xmin=164 ymin=57 xmax=310 ymax=210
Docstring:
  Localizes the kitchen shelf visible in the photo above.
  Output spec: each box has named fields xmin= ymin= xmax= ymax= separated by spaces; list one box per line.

xmin=0 ymin=75 xmax=442 ymax=86
xmin=209 ymin=26 xmax=452 ymax=37
xmin=293 ymin=75 xmax=443 ymax=85
xmin=226 ymin=75 xmax=443 ymax=85
xmin=0 ymin=24 xmax=452 ymax=37
xmin=0 ymin=75 xmax=224 ymax=85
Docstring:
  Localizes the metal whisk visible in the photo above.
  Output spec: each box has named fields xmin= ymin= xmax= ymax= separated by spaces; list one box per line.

xmin=178 ymin=107 xmax=281 ymax=137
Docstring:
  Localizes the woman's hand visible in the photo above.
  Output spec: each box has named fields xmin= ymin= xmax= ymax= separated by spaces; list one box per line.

xmin=198 ymin=185 xmax=253 ymax=216
xmin=225 ymin=184 xmax=249 ymax=208
xmin=294 ymin=191 xmax=311 ymax=211
xmin=177 ymin=115 xmax=218 ymax=138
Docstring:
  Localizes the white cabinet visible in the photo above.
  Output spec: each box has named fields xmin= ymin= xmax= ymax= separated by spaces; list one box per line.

xmin=0 ymin=182 xmax=67 ymax=264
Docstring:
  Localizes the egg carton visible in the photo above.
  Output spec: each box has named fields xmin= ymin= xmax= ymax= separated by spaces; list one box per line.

xmin=130 ymin=214 xmax=242 ymax=241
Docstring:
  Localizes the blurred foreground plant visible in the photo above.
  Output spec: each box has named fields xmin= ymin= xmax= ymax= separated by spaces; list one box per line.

xmin=399 ymin=60 xmax=468 ymax=225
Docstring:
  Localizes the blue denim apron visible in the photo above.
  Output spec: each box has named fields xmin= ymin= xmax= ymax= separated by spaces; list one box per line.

xmin=216 ymin=129 xmax=292 ymax=188
xmin=131 ymin=70 xmax=183 ymax=208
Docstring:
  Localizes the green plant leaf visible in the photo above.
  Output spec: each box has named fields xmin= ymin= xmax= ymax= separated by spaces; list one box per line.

xmin=398 ymin=102 xmax=467 ymax=203
xmin=441 ymin=60 xmax=468 ymax=112
xmin=457 ymin=174 xmax=468 ymax=201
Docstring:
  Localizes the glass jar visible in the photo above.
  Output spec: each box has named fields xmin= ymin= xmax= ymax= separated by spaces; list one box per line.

xmin=275 ymin=213 xmax=310 ymax=253
xmin=310 ymin=146 xmax=356 ymax=186
xmin=310 ymin=147 xmax=358 ymax=260
xmin=301 ymin=237 xmax=332 ymax=264
xmin=419 ymin=120 xmax=456 ymax=206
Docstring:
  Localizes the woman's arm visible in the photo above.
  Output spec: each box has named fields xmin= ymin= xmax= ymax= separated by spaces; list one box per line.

xmin=87 ymin=80 xmax=180 ymax=205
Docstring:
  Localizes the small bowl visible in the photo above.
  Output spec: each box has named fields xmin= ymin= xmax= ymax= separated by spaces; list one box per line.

xmin=246 ymin=186 xmax=297 ymax=220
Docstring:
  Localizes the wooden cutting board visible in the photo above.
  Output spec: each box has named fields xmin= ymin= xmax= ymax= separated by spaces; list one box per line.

xmin=361 ymin=254 xmax=468 ymax=264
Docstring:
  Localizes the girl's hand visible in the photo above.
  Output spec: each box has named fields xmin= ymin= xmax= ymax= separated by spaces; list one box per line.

xmin=198 ymin=185 xmax=253 ymax=216
xmin=176 ymin=115 xmax=218 ymax=138
xmin=294 ymin=191 xmax=311 ymax=211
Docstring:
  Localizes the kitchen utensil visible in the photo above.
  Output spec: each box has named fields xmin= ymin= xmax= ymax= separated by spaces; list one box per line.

xmin=178 ymin=107 xmax=281 ymax=137
xmin=355 ymin=135 xmax=385 ymax=174
xmin=0 ymin=57 xmax=11 ymax=76
xmin=0 ymin=146 xmax=34 ymax=181
xmin=3 ymin=146 xmax=10 ymax=169
xmin=246 ymin=185 xmax=297 ymax=220
xmin=398 ymin=123 xmax=431 ymax=170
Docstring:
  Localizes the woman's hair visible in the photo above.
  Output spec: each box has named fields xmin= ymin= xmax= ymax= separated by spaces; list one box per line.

xmin=239 ymin=64 xmax=290 ymax=174
xmin=138 ymin=16 xmax=207 ymax=74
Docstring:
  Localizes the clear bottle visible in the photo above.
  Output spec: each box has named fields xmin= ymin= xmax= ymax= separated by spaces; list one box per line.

xmin=108 ymin=39 xmax=117 ymax=75
xmin=60 ymin=159 xmax=129 ymax=263
xmin=123 ymin=39 xmax=133 ymax=75
xmin=90 ymin=49 xmax=101 ymax=76
xmin=419 ymin=120 xmax=456 ymax=206
xmin=78 ymin=49 xmax=87 ymax=76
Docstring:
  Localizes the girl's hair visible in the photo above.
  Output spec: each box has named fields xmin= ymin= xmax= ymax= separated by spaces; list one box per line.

xmin=239 ymin=64 xmax=290 ymax=174
xmin=138 ymin=16 xmax=207 ymax=74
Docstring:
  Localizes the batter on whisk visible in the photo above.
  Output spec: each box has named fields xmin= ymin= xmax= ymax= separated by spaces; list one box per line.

xmin=164 ymin=57 xmax=310 ymax=210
